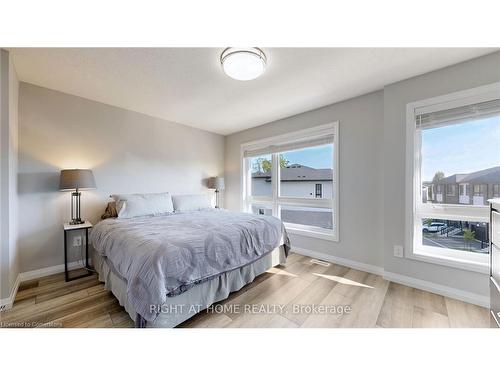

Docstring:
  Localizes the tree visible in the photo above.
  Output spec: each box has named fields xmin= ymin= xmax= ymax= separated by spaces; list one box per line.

xmin=253 ymin=155 xmax=289 ymax=173
xmin=279 ymin=155 xmax=289 ymax=168
xmin=463 ymin=228 xmax=475 ymax=251
xmin=261 ymin=159 xmax=271 ymax=172
xmin=432 ymin=171 xmax=445 ymax=184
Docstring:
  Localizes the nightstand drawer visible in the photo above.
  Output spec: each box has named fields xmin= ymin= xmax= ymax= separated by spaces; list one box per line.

xmin=491 ymin=277 xmax=500 ymax=328
xmin=492 ymin=211 xmax=500 ymax=247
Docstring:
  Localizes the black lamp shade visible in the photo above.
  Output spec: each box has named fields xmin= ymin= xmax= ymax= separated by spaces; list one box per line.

xmin=59 ymin=169 xmax=96 ymax=191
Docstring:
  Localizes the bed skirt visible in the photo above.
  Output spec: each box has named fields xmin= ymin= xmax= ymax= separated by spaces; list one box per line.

xmin=92 ymin=247 xmax=286 ymax=328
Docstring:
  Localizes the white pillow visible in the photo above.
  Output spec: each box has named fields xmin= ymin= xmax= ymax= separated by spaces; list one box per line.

xmin=172 ymin=194 xmax=212 ymax=212
xmin=111 ymin=192 xmax=174 ymax=218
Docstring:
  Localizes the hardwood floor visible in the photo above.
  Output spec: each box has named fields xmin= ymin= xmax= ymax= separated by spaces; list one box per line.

xmin=0 ymin=253 xmax=490 ymax=328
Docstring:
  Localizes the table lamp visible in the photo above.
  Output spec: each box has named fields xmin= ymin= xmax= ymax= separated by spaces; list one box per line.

xmin=59 ymin=169 xmax=96 ymax=225
xmin=208 ymin=176 xmax=225 ymax=208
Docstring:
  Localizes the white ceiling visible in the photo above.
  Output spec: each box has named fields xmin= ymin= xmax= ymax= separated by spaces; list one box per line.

xmin=10 ymin=48 xmax=497 ymax=135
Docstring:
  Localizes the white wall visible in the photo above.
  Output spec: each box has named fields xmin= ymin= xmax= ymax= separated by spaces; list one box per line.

xmin=280 ymin=181 xmax=333 ymax=199
xmin=0 ymin=49 xmax=7 ymax=300
xmin=225 ymin=91 xmax=385 ymax=268
xmin=18 ymin=83 xmax=225 ymax=272
xmin=383 ymin=52 xmax=500 ymax=297
xmin=252 ymin=179 xmax=333 ymax=198
xmin=0 ymin=49 xmax=19 ymax=301
xmin=8 ymin=53 xmax=19 ymax=293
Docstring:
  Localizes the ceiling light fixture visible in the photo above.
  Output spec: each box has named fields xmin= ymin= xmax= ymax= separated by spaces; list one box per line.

xmin=220 ymin=47 xmax=267 ymax=81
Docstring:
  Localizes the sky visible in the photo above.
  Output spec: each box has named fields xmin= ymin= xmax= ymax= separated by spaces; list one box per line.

xmin=421 ymin=116 xmax=500 ymax=181
xmin=281 ymin=144 xmax=333 ymax=169
xmin=252 ymin=116 xmax=500 ymax=177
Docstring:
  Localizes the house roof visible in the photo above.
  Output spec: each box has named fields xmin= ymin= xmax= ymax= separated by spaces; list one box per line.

xmin=252 ymin=164 xmax=333 ymax=181
xmin=462 ymin=166 xmax=500 ymax=184
xmin=440 ymin=173 xmax=468 ymax=184
xmin=434 ymin=166 xmax=500 ymax=185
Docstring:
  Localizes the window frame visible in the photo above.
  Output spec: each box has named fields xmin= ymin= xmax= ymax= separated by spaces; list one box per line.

xmin=241 ymin=122 xmax=339 ymax=242
xmin=405 ymin=83 xmax=500 ymax=274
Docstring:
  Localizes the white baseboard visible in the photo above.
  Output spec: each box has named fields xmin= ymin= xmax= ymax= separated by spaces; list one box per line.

xmin=18 ymin=260 xmax=87 ymax=282
xmin=383 ymin=271 xmax=489 ymax=308
xmin=291 ymin=247 xmax=385 ymax=276
xmin=0 ymin=259 xmax=89 ymax=311
xmin=291 ymin=247 xmax=489 ymax=308
xmin=0 ymin=274 xmax=21 ymax=311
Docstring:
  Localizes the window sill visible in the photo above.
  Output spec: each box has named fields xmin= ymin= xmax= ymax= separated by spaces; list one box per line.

xmin=408 ymin=246 xmax=489 ymax=274
xmin=285 ymin=226 xmax=338 ymax=242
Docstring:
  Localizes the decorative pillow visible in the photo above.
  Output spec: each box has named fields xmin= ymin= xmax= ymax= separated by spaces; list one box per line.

xmin=172 ymin=194 xmax=212 ymax=212
xmin=111 ymin=192 xmax=174 ymax=218
xmin=101 ymin=201 xmax=118 ymax=219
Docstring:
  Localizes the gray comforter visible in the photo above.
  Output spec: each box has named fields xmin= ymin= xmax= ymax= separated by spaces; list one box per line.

xmin=90 ymin=209 xmax=290 ymax=321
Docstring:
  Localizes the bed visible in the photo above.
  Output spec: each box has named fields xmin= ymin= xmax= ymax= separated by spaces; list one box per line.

xmin=90 ymin=201 xmax=290 ymax=328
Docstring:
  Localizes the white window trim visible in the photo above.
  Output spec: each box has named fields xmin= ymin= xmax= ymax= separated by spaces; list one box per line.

xmin=405 ymin=82 xmax=500 ymax=274
xmin=241 ymin=122 xmax=339 ymax=242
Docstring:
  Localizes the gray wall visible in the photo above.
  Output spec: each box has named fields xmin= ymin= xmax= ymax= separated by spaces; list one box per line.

xmin=225 ymin=91 xmax=385 ymax=268
xmin=0 ymin=49 xmax=19 ymax=301
xmin=226 ymin=51 xmax=500 ymax=300
xmin=18 ymin=83 xmax=225 ymax=272
xmin=383 ymin=52 xmax=500 ymax=297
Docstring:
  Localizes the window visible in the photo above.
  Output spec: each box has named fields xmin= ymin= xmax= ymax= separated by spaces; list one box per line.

xmin=249 ymin=154 xmax=272 ymax=197
xmin=446 ymin=184 xmax=456 ymax=196
xmin=406 ymin=83 xmax=500 ymax=273
xmin=242 ymin=123 xmax=338 ymax=241
xmin=278 ymin=145 xmax=333 ymax=199
xmin=315 ymin=184 xmax=323 ymax=198
xmin=494 ymin=184 xmax=500 ymax=197
xmin=473 ymin=184 xmax=486 ymax=196
xmin=250 ymin=203 xmax=272 ymax=216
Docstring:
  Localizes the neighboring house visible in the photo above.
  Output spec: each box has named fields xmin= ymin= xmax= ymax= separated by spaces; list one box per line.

xmin=425 ymin=166 xmax=500 ymax=205
xmin=252 ymin=163 xmax=333 ymax=198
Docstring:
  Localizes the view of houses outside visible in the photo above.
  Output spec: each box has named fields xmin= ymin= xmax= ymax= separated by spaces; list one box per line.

xmin=420 ymin=116 xmax=500 ymax=253
xmin=250 ymin=144 xmax=334 ymax=229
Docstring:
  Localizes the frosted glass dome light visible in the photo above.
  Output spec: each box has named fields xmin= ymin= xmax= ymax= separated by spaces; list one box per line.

xmin=221 ymin=47 xmax=267 ymax=81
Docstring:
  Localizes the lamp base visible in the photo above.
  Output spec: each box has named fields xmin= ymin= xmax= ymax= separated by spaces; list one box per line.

xmin=70 ymin=190 xmax=83 ymax=225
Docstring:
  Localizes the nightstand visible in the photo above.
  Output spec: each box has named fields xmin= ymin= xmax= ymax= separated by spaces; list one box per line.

xmin=63 ymin=221 xmax=93 ymax=282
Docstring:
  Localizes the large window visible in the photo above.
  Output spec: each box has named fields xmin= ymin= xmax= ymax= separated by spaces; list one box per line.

xmin=406 ymin=83 xmax=500 ymax=272
xmin=242 ymin=123 xmax=338 ymax=241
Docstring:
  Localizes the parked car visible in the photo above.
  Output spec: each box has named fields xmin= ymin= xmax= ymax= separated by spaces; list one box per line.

xmin=422 ymin=222 xmax=446 ymax=233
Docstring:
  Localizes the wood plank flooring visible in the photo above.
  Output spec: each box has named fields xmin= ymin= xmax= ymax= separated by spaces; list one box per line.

xmin=0 ymin=253 xmax=490 ymax=328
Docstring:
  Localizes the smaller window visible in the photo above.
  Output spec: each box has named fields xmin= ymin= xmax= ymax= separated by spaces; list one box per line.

xmin=436 ymin=185 xmax=443 ymax=194
xmin=446 ymin=185 xmax=456 ymax=196
xmin=250 ymin=203 xmax=272 ymax=216
xmin=473 ymin=184 xmax=487 ymax=196
xmin=315 ymin=183 xmax=322 ymax=198
xmin=493 ymin=184 xmax=500 ymax=197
